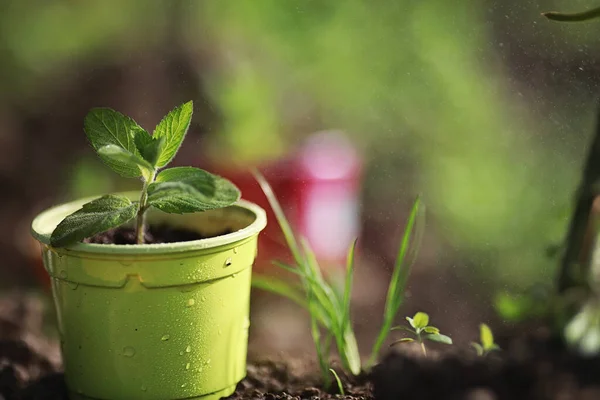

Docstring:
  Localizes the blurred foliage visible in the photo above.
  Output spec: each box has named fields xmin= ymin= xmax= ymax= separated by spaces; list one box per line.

xmin=194 ymin=0 xmax=590 ymax=287
xmin=0 ymin=0 xmax=166 ymax=99
xmin=2 ymin=0 xmax=598 ymax=292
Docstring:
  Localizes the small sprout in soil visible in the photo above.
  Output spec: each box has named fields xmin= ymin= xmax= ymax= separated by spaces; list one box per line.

xmin=49 ymin=101 xmax=240 ymax=247
xmin=542 ymin=6 xmax=600 ymax=22
xmin=329 ymin=368 xmax=345 ymax=396
xmin=252 ymin=170 xmax=424 ymax=385
xmin=471 ymin=323 xmax=500 ymax=356
xmin=390 ymin=312 xmax=452 ymax=356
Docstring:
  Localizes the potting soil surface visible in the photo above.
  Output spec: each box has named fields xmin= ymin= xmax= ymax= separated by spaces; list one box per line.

xmin=83 ymin=225 xmax=232 ymax=245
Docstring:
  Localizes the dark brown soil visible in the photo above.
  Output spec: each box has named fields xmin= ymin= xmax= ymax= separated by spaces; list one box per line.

xmin=83 ymin=224 xmax=232 ymax=245
xmin=3 ymin=293 xmax=600 ymax=400
xmin=225 ymin=361 xmax=372 ymax=400
xmin=372 ymin=328 xmax=600 ymax=400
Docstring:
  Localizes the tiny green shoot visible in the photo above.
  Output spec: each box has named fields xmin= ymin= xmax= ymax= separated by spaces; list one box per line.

xmin=390 ymin=312 xmax=452 ymax=356
xmin=471 ymin=323 xmax=500 ymax=356
xmin=329 ymin=368 xmax=345 ymax=396
xmin=49 ymin=102 xmax=240 ymax=247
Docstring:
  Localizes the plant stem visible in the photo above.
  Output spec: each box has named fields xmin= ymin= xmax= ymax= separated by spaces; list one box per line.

xmin=558 ymin=102 xmax=600 ymax=293
xmin=136 ymin=171 xmax=156 ymax=244
xmin=419 ymin=336 xmax=427 ymax=356
xmin=543 ymin=6 xmax=600 ymax=22
xmin=368 ymin=318 xmax=393 ymax=367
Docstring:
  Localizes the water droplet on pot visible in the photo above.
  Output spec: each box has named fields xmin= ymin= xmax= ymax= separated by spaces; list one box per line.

xmin=141 ymin=385 xmax=147 ymax=392
xmin=243 ymin=317 xmax=250 ymax=329
xmin=179 ymin=351 xmax=184 ymax=356
xmin=59 ymin=270 xmax=67 ymax=279
xmin=224 ymin=257 xmax=232 ymax=267
xmin=218 ymin=329 xmax=222 ymax=335
xmin=161 ymin=335 xmax=170 ymax=341
xmin=205 ymin=359 xmax=211 ymax=365
xmin=232 ymin=273 xmax=237 ymax=278
xmin=186 ymin=299 xmax=195 ymax=307
xmin=122 ymin=346 xmax=135 ymax=357
xmin=185 ymin=363 xmax=190 ymax=370
xmin=201 ymin=296 xmax=206 ymax=302
xmin=185 ymin=345 xmax=191 ymax=353
xmin=198 ymin=366 xmax=203 ymax=372
xmin=233 ymin=247 xmax=239 ymax=254
xmin=67 ymin=282 xmax=79 ymax=290
xmin=181 ymin=384 xmax=186 ymax=388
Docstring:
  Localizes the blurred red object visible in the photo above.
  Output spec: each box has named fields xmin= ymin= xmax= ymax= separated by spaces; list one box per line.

xmin=210 ymin=130 xmax=362 ymax=272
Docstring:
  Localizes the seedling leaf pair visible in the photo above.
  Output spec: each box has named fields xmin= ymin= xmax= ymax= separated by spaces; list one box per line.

xmin=391 ymin=312 xmax=452 ymax=355
xmin=51 ymin=101 xmax=240 ymax=246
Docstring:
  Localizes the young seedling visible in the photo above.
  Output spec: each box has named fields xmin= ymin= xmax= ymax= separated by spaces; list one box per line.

xmin=390 ymin=312 xmax=452 ymax=356
xmin=471 ymin=323 xmax=500 ymax=356
xmin=49 ymin=101 xmax=240 ymax=247
xmin=251 ymin=170 xmax=424 ymax=386
xmin=329 ymin=369 xmax=345 ymax=396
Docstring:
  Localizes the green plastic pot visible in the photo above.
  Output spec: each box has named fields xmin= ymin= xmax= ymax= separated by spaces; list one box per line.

xmin=31 ymin=193 xmax=267 ymax=400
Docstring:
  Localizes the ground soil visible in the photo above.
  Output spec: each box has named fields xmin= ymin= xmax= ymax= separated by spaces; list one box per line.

xmin=3 ymin=294 xmax=600 ymax=400
xmin=83 ymin=224 xmax=232 ymax=245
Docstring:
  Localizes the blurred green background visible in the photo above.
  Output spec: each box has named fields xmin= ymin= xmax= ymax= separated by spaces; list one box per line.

xmin=1 ymin=0 xmax=598 ymax=352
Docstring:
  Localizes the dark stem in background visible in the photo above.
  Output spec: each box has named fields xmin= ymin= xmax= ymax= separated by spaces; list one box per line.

xmin=543 ymin=6 xmax=600 ymax=22
xmin=558 ymin=102 xmax=600 ymax=293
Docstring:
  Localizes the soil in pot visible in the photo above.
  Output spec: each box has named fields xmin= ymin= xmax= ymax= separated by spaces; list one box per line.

xmin=82 ymin=224 xmax=233 ymax=245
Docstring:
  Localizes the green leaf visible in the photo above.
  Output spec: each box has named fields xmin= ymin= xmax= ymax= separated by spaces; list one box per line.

xmin=412 ymin=312 xmax=429 ymax=329
xmin=98 ymin=145 xmax=154 ymax=180
xmin=425 ymin=333 xmax=453 ymax=345
xmin=390 ymin=338 xmax=414 ymax=347
xmin=480 ymin=323 xmax=494 ymax=350
xmin=147 ymin=167 xmax=240 ymax=213
xmin=390 ymin=326 xmax=414 ymax=333
xmin=84 ymin=108 xmax=145 ymax=177
xmin=471 ymin=342 xmax=484 ymax=356
xmin=50 ymin=195 xmax=138 ymax=247
xmin=329 ymin=369 xmax=345 ymax=396
xmin=423 ymin=326 xmax=440 ymax=334
xmin=134 ymin=128 xmax=165 ymax=166
xmin=152 ymin=101 xmax=194 ymax=167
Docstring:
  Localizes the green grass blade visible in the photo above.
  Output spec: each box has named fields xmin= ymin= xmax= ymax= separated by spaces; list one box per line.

xmin=329 ymin=369 xmax=345 ymax=396
xmin=272 ymin=260 xmax=305 ymax=277
xmin=251 ymin=275 xmax=307 ymax=309
xmin=342 ymin=240 xmax=357 ymax=331
xmin=385 ymin=197 xmax=423 ymax=320
xmin=341 ymin=325 xmax=362 ymax=375
xmin=368 ymin=197 xmax=423 ymax=366
xmin=253 ymin=170 xmax=303 ymax=262
xmin=308 ymin=291 xmax=331 ymax=387
xmin=299 ymin=238 xmax=343 ymax=318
